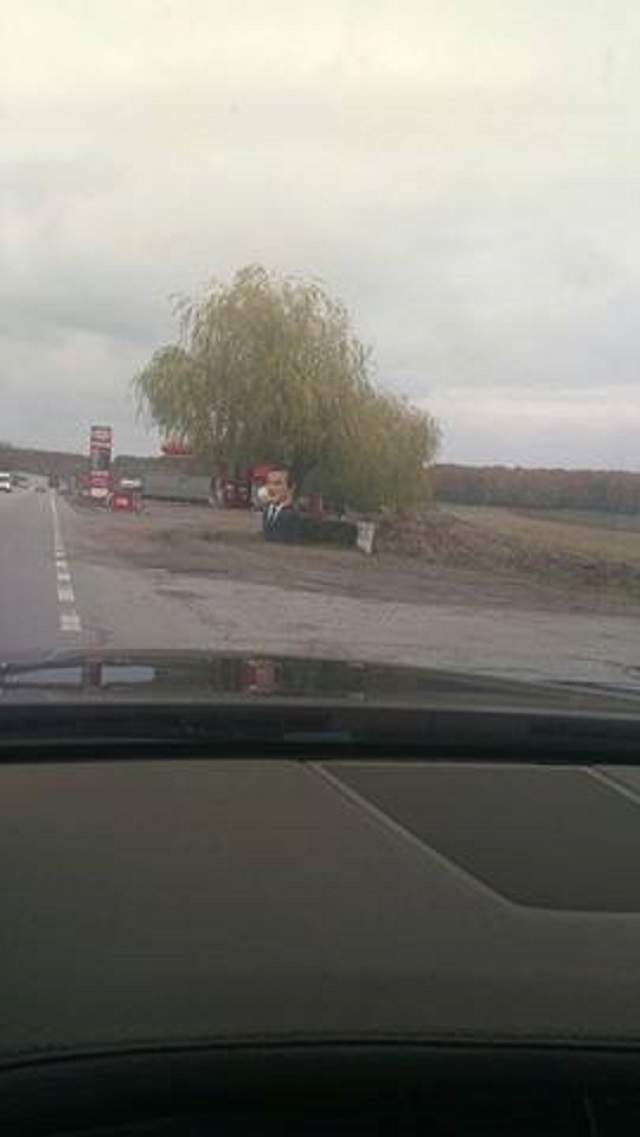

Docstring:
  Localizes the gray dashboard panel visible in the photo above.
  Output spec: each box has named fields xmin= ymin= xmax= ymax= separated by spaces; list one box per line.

xmin=3 ymin=758 xmax=640 ymax=1063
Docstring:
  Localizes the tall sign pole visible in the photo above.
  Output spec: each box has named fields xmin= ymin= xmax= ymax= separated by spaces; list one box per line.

xmin=89 ymin=425 xmax=112 ymax=501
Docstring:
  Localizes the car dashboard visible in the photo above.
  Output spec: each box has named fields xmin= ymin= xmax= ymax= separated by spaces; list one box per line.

xmin=3 ymin=696 xmax=640 ymax=1133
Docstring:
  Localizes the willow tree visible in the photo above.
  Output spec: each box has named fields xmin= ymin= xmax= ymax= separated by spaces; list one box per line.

xmin=134 ymin=264 xmax=440 ymax=506
xmin=135 ymin=265 xmax=373 ymax=487
xmin=308 ymin=389 xmax=441 ymax=512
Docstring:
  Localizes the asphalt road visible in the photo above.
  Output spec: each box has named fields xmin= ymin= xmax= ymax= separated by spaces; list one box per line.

xmin=0 ymin=486 xmax=71 ymax=662
xmin=3 ymin=488 xmax=640 ymax=691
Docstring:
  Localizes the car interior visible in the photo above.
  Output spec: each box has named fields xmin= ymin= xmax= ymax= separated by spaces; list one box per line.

xmin=4 ymin=698 xmax=640 ymax=1134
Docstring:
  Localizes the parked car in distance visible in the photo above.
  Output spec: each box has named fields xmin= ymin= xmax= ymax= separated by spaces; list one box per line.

xmin=0 ymin=471 xmax=12 ymax=493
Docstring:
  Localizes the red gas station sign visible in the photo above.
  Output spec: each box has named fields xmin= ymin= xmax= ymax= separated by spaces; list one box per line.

xmin=89 ymin=425 xmax=112 ymax=500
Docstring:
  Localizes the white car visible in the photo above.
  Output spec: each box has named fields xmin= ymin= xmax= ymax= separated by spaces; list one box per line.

xmin=0 ymin=472 xmax=12 ymax=493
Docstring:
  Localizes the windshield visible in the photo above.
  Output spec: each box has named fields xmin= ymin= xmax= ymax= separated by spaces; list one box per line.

xmin=3 ymin=1 xmax=640 ymax=699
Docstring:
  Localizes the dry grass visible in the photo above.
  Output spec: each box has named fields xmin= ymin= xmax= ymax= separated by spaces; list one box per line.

xmin=444 ymin=506 xmax=640 ymax=568
xmin=376 ymin=505 xmax=640 ymax=597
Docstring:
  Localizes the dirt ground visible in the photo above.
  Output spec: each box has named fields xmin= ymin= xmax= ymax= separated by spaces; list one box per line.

xmin=64 ymin=497 xmax=640 ymax=616
xmin=378 ymin=507 xmax=640 ymax=594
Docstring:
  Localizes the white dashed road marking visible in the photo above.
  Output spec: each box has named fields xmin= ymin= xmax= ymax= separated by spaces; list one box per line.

xmin=60 ymin=611 xmax=82 ymax=632
xmin=50 ymin=493 xmax=82 ymax=634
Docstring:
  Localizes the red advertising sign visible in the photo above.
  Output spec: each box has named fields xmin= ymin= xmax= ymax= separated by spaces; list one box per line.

xmin=161 ymin=436 xmax=192 ymax=456
xmin=89 ymin=425 xmax=112 ymax=500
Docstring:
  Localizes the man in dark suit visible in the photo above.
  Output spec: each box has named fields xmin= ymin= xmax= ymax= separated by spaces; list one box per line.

xmin=261 ymin=467 xmax=303 ymax=542
xmin=261 ymin=467 xmax=374 ymax=552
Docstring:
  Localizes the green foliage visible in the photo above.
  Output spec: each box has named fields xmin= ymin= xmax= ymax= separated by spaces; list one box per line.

xmin=309 ymin=390 xmax=440 ymax=512
xmin=134 ymin=265 xmax=440 ymax=511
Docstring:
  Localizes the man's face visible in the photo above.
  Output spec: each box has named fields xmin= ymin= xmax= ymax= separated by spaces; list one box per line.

xmin=265 ymin=469 xmax=292 ymax=505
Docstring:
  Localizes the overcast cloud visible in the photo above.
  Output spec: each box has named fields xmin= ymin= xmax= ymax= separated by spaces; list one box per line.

xmin=3 ymin=0 xmax=640 ymax=466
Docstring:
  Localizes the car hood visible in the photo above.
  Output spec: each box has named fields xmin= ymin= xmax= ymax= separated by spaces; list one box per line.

xmin=1 ymin=647 xmax=640 ymax=715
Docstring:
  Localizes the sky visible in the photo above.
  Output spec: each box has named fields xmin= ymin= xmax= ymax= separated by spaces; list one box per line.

xmin=3 ymin=0 xmax=640 ymax=467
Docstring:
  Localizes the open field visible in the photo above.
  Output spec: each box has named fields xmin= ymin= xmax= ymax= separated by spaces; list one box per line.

xmin=516 ymin=508 xmax=640 ymax=534
xmin=443 ymin=505 xmax=640 ymax=569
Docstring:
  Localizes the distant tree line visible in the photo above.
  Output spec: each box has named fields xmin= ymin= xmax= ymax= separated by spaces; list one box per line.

xmin=435 ymin=465 xmax=640 ymax=514
xmin=0 ymin=445 xmax=85 ymax=479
